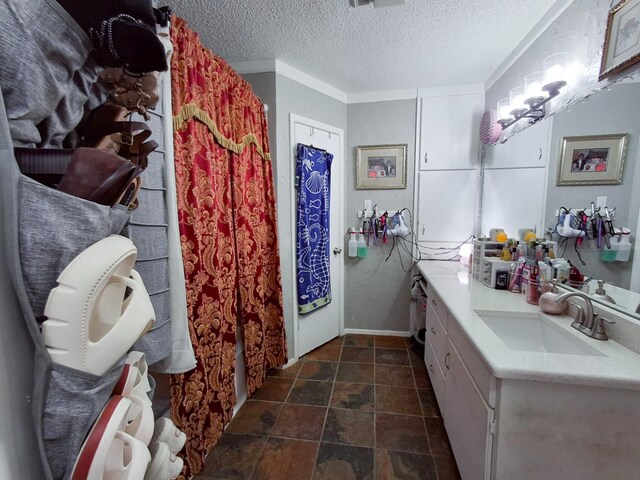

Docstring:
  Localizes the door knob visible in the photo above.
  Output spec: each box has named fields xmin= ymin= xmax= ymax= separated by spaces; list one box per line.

xmin=333 ymin=247 xmax=343 ymax=255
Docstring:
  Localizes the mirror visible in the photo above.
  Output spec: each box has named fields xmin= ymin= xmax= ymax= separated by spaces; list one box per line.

xmin=482 ymin=80 xmax=640 ymax=319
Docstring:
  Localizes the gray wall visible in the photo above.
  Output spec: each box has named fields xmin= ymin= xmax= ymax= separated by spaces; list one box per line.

xmin=545 ymin=83 xmax=640 ymax=288
xmin=345 ymin=100 xmax=416 ymax=331
xmin=242 ymin=72 xmax=418 ymax=347
xmin=241 ymin=72 xmax=277 ymax=176
xmin=274 ymin=74 xmax=348 ymax=355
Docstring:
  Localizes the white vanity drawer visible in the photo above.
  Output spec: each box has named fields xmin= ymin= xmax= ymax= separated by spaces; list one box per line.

xmin=448 ymin=318 xmax=495 ymax=407
xmin=425 ymin=334 xmax=446 ymax=406
xmin=426 ymin=284 xmax=449 ymax=331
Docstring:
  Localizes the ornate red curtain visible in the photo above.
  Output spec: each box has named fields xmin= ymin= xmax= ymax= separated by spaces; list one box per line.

xmin=169 ymin=17 xmax=287 ymax=477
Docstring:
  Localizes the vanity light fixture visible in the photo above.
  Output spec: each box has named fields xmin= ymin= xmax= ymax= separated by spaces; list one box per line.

xmin=497 ymin=53 xmax=569 ymax=129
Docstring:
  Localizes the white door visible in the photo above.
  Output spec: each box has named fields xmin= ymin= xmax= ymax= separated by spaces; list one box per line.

xmin=290 ymin=115 xmax=344 ymax=357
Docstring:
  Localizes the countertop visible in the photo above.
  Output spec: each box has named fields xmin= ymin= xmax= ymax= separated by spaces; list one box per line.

xmin=416 ymin=260 xmax=640 ymax=391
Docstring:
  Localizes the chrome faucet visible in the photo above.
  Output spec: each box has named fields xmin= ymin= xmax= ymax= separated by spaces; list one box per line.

xmin=554 ymin=291 xmax=615 ymax=340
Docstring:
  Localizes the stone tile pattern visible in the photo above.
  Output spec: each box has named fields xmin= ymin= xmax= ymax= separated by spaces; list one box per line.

xmin=194 ymin=335 xmax=461 ymax=480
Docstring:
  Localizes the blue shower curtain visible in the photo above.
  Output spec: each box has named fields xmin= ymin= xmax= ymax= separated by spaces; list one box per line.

xmin=296 ymin=144 xmax=333 ymax=314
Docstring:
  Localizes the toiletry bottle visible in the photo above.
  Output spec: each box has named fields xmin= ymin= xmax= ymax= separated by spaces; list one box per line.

xmin=509 ymin=258 xmax=525 ymax=293
xmin=500 ymin=245 xmax=512 ymax=261
xmin=357 ymin=234 xmax=367 ymax=258
xmin=613 ymin=233 xmax=631 ymax=262
xmin=593 ymin=280 xmax=616 ymax=304
xmin=555 ymin=261 xmax=569 ymax=283
xmin=548 ymin=244 xmax=556 ymax=260
xmin=496 ymin=270 xmax=509 ymax=290
xmin=526 ymin=265 xmax=541 ymax=305
xmin=568 ymin=264 xmax=584 ymax=289
xmin=348 ymin=230 xmax=358 ymax=258
xmin=600 ymin=245 xmax=617 ymax=262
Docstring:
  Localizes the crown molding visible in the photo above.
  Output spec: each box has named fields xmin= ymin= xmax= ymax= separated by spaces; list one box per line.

xmin=275 ymin=60 xmax=349 ymax=103
xmin=231 ymin=59 xmax=277 ymax=74
xmin=417 ymin=83 xmax=485 ymax=98
xmin=347 ymin=89 xmax=418 ymax=104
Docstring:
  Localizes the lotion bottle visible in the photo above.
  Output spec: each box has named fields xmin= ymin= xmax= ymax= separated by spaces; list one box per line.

xmin=357 ymin=234 xmax=367 ymax=258
xmin=348 ymin=229 xmax=358 ymax=258
xmin=613 ymin=233 xmax=631 ymax=262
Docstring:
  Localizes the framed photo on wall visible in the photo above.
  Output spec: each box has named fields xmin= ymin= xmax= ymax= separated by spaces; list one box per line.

xmin=356 ymin=144 xmax=407 ymax=190
xmin=557 ymin=134 xmax=628 ymax=186
xmin=599 ymin=0 xmax=640 ymax=80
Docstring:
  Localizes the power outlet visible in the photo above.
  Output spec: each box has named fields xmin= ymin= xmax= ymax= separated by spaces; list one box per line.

xmin=364 ymin=199 xmax=372 ymax=211
xmin=596 ymin=196 xmax=607 ymax=209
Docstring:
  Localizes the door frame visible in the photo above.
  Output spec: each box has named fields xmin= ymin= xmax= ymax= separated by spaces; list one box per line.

xmin=289 ymin=113 xmax=345 ymax=359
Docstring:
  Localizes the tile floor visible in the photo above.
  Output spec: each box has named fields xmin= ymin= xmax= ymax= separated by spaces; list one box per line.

xmin=194 ymin=335 xmax=461 ymax=480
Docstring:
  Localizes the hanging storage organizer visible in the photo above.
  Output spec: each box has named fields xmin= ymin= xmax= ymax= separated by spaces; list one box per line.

xmin=0 ymin=96 xmax=132 ymax=480
xmin=0 ymin=1 xmax=133 ymax=477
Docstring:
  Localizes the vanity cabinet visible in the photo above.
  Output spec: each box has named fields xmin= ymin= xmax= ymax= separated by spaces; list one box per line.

xmin=415 ymin=87 xmax=483 ymax=243
xmin=416 ymin=169 xmax=477 ymax=242
xmin=419 ymin=263 xmax=640 ymax=480
xmin=424 ymin=284 xmax=495 ymax=480
xmin=444 ymin=341 xmax=494 ymax=480
xmin=418 ymin=90 xmax=483 ymax=171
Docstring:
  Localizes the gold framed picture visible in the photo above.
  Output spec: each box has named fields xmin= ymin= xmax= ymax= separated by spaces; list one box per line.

xmin=599 ymin=0 xmax=640 ymax=80
xmin=355 ymin=144 xmax=407 ymax=190
xmin=557 ymin=134 xmax=628 ymax=186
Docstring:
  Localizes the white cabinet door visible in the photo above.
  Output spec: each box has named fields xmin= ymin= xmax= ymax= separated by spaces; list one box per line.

xmin=484 ymin=119 xmax=551 ymax=169
xmin=419 ymin=93 xmax=483 ymax=171
xmin=444 ymin=340 xmax=494 ymax=480
xmin=417 ymin=170 xmax=477 ymax=242
xmin=481 ymin=167 xmax=547 ymax=238
xmin=424 ymin=334 xmax=446 ymax=407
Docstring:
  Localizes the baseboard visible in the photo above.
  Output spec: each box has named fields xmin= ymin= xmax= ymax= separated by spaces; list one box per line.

xmin=232 ymin=391 xmax=247 ymax=417
xmin=281 ymin=357 xmax=299 ymax=369
xmin=343 ymin=328 xmax=411 ymax=337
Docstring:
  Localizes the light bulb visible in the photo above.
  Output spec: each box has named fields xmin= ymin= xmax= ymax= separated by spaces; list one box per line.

xmin=544 ymin=64 xmax=564 ymax=84
xmin=524 ymin=71 xmax=545 ymax=104
xmin=543 ymin=53 xmax=569 ymax=95
xmin=497 ymin=98 xmax=512 ymax=122
xmin=509 ymin=86 xmax=527 ymax=115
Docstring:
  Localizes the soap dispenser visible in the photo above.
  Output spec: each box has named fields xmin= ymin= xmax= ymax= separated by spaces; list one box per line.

xmin=593 ymin=280 xmax=616 ymax=304
xmin=539 ymin=279 xmax=568 ymax=315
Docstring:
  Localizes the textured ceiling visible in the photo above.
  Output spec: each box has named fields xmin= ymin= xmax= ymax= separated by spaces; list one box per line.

xmin=172 ymin=0 xmax=559 ymax=93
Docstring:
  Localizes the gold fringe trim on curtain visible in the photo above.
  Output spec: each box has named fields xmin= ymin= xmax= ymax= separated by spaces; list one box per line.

xmin=173 ymin=103 xmax=271 ymax=161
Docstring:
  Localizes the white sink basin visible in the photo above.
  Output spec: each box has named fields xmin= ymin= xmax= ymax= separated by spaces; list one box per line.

xmin=478 ymin=314 xmax=606 ymax=357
